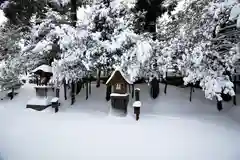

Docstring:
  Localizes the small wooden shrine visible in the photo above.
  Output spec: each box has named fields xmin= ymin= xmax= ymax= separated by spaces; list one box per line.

xmin=106 ymin=67 xmax=132 ymax=94
xmin=106 ymin=67 xmax=132 ymax=115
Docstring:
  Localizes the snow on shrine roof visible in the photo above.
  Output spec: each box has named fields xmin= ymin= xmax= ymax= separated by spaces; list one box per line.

xmin=110 ymin=93 xmax=129 ymax=97
xmin=106 ymin=66 xmax=133 ymax=85
xmin=32 ymin=65 xmax=52 ymax=73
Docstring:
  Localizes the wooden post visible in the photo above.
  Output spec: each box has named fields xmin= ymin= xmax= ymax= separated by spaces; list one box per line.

xmin=217 ymin=97 xmax=223 ymax=111
xmin=134 ymin=89 xmax=141 ymax=121
xmin=164 ymin=71 xmax=168 ymax=94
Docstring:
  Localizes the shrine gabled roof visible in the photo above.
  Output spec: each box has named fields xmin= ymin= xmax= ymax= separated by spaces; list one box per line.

xmin=32 ymin=64 xmax=52 ymax=74
xmin=106 ymin=66 xmax=132 ymax=85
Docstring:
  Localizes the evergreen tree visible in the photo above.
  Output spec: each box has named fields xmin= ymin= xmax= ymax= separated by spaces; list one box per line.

xmin=155 ymin=0 xmax=240 ymax=101
xmin=1 ymin=0 xmax=48 ymax=25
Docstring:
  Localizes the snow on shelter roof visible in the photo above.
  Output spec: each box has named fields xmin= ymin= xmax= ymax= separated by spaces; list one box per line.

xmin=106 ymin=66 xmax=132 ymax=85
xmin=32 ymin=65 xmax=52 ymax=74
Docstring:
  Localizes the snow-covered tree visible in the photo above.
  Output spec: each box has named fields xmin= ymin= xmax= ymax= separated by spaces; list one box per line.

xmin=83 ymin=0 xmax=156 ymax=82
xmin=0 ymin=58 xmax=21 ymax=91
xmin=1 ymin=0 xmax=49 ymax=25
xmin=155 ymin=0 xmax=240 ymax=101
xmin=20 ymin=6 xmax=90 ymax=86
xmin=0 ymin=22 xmax=26 ymax=89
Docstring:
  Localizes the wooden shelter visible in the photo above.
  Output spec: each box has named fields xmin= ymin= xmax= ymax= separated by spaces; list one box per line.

xmin=106 ymin=67 xmax=132 ymax=115
xmin=106 ymin=67 xmax=132 ymax=94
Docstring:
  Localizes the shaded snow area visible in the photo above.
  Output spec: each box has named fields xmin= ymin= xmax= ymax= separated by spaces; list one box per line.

xmin=1 ymin=83 xmax=240 ymax=159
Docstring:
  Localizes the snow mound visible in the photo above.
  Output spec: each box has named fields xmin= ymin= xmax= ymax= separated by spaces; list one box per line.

xmin=27 ymin=97 xmax=52 ymax=106
xmin=229 ymin=3 xmax=240 ymax=20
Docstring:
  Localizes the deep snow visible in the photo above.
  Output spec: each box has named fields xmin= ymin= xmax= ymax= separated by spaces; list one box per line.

xmin=0 ymin=83 xmax=240 ymax=160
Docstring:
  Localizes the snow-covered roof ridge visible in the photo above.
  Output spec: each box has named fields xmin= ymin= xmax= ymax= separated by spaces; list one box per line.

xmin=32 ymin=64 xmax=52 ymax=73
xmin=106 ymin=66 xmax=133 ymax=85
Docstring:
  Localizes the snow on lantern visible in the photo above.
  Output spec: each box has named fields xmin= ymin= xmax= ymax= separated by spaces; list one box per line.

xmin=32 ymin=64 xmax=53 ymax=86
xmin=26 ymin=64 xmax=55 ymax=111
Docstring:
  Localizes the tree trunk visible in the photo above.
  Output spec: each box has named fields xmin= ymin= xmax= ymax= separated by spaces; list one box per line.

xmin=164 ymin=72 xmax=168 ymax=94
xmin=135 ymin=89 xmax=140 ymax=101
xmin=71 ymin=82 xmax=75 ymax=105
xmin=56 ymin=88 xmax=60 ymax=98
xmin=86 ymin=82 xmax=88 ymax=100
xmin=64 ymin=79 xmax=67 ymax=100
xmin=150 ymin=77 xmax=159 ymax=99
xmin=76 ymin=81 xmax=82 ymax=95
xmin=233 ymin=74 xmax=237 ymax=105
xmin=70 ymin=0 xmax=77 ymax=27
xmin=36 ymin=77 xmax=39 ymax=86
xmin=217 ymin=98 xmax=223 ymax=111
xmin=189 ymin=85 xmax=193 ymax=102
xmin=132 ymin=84 xmax=135 ymax=98
xmin=10 ymin=87 xmax=14 ymax=100
xmin=96 ymin=69 xmax=101 ymax=88
xmin=89 ymin=80 xmax=91 ymax=95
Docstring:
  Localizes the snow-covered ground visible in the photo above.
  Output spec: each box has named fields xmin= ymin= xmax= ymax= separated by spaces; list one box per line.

xmin=0 ymin=83 xmax=240 ymax=160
